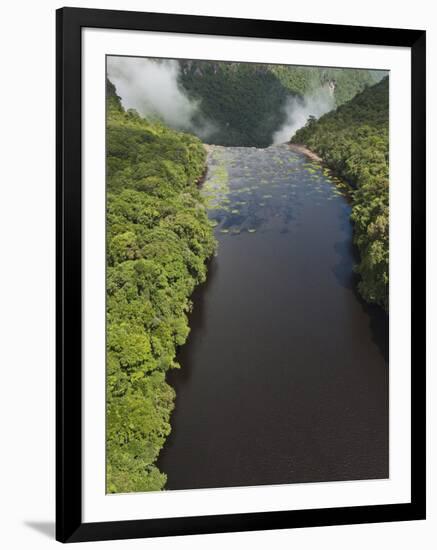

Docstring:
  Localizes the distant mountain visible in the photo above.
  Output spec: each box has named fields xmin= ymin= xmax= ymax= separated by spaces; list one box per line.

xmin=178 ymin=60 xmax=385 ymax=147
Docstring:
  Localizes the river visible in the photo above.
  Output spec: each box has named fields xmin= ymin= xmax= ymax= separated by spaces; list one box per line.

xmin=157 ymin=144 xmax=389 ymax=490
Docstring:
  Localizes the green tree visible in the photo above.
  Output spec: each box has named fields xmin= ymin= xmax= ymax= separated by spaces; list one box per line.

xmin=106 ymin=78 xmax=216 ymax=493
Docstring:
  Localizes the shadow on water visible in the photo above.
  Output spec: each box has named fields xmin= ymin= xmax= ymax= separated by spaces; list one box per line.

xmin=332 ymin=238 xmax=357 ymax=291
xmin=333 ymin=239 xmax=389 ymax=363
xmin=332 ymin=200 xmax=357 ymax=291
xmin=355 ymin=289 xmax=389 ymax=364
xmin=332 ymin=205 xmax=388 ymax=364
xmin=332 ymin=248 xmax=389 ymax=364
xmin=166 ymin=257 xmax=219 ymax=387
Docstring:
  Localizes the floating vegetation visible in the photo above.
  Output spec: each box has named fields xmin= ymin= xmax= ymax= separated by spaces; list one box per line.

xmin=202 ymin=161 xmax=230 ymax=210
xmin=204 ymin=144 xmax=350 ymax=239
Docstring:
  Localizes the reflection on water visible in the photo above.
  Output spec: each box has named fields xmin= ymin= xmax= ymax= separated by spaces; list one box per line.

xmin=157 ymin=145 xmax=389 ymax=491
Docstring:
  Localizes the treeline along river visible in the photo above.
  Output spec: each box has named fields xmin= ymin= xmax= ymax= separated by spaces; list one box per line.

xmin=156 ymin=144 xmax=389 ymax=489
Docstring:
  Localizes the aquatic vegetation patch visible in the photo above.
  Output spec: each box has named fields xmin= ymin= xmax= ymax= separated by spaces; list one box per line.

xmin=202 ymin=157 xmax=230 ymax=210
xmin=203 ymin=145 xmax=348 ymax=240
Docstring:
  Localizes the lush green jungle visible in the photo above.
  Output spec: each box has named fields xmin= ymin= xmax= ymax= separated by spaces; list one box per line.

xmin=178 ymin=61 xmax=383 ymax=147
xmin=106 ymin=79 xmax=216 ymax=492
xmin=106 ymin=63 xmax=389 ymax=494
xmin=292 ymin=77 xmax=389 ymax=310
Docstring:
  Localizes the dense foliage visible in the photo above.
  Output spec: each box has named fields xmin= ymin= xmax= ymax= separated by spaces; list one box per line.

xmin=179 ymin=61 xmax=288 ymax=147
xmin=106 ymin=79 xmax=216 ymax=493
xmin=179 ymin=60 xmax=384 ymax=146
xmin=292 ymin=77 xmax=389 ymax=310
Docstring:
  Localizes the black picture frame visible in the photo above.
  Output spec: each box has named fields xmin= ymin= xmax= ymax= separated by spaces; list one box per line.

xmin=56 ymin=6 xmax=426 ymax=543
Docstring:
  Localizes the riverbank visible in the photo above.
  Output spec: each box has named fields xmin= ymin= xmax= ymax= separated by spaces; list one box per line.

xmin=288 ymin=143 xmax=323 ymax=163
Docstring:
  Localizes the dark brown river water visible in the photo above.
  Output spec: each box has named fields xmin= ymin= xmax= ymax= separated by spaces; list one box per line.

xmin=157 ymin=145 xmax=389 ymax=490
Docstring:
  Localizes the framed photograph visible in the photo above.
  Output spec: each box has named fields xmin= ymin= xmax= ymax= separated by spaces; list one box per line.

xmin=56 ymin=7 xmax=426 ymax=543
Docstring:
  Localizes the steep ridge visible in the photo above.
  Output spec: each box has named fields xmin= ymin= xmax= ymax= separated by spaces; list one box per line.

xmin=178 ymin=61 xmax=384 ymax=147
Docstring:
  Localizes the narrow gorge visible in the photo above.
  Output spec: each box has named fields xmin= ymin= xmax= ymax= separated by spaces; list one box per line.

xmin=105 ymin=61 xmax=389 ymax=493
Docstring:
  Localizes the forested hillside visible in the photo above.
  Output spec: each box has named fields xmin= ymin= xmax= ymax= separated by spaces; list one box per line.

xmin=106 ymin=79 xmax=216 ymax=493
xmin=269 ymin=65 xmax=382 ymax=105
xmin=179 ymin=61 xmax=288 ymax=147
xmin=179 ymin=61 xmax=383 ymax=146
xmin=292 ymin=77 xmax=389 ymax=310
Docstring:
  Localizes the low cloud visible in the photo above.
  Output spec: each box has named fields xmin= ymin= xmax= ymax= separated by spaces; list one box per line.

xmin=107 ymin=56 xmax=214 ymax=138
xmin=272 ymin=87 xmax=335 ymax=144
